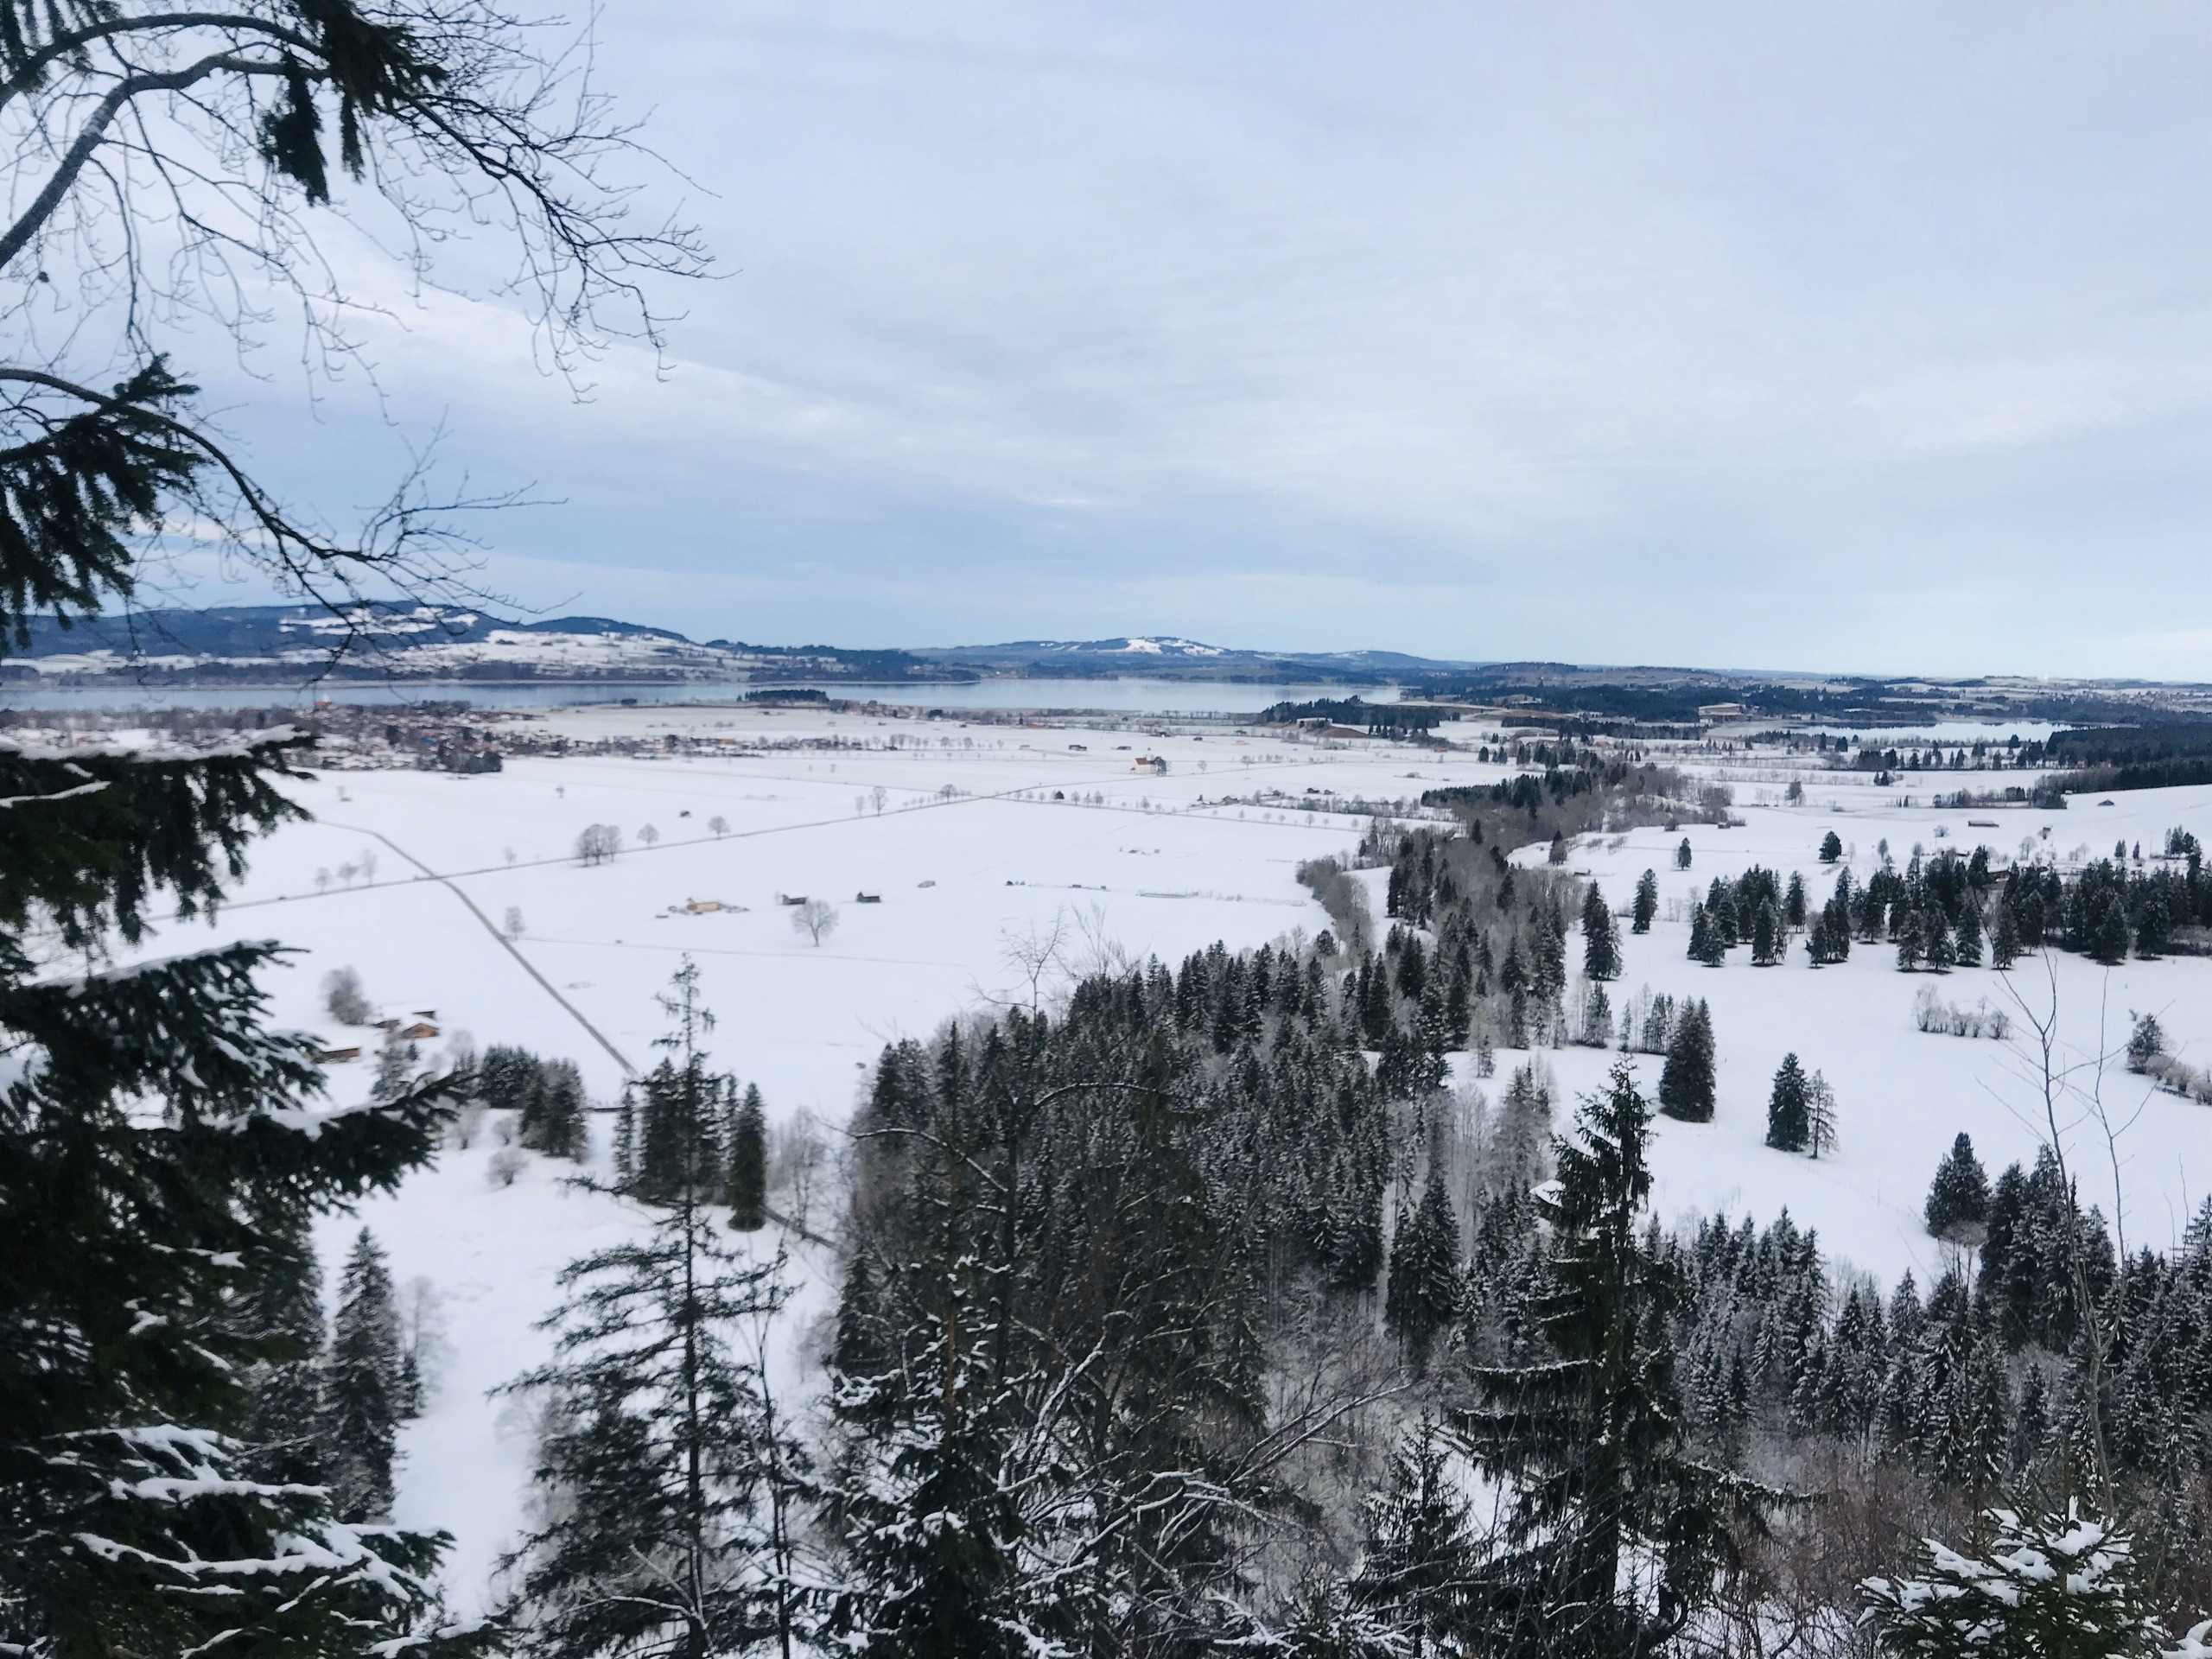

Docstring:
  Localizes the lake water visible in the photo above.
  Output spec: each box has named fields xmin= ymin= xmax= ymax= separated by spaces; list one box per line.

xmin=3 ymin=677 xmax=1403 ymax=716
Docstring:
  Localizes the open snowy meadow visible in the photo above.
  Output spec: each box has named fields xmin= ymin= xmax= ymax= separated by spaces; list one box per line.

xmin=100 ymin=701 xmax=2212 ymax=1612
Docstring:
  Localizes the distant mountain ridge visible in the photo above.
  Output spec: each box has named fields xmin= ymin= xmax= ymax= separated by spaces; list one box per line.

xmin=0 ymin=605 xmax=963 ymax=688
xmin=0 ymin=607 xmax=1482 ymax=689
xmin=10 ymin=609 xmax=2210 ymax=731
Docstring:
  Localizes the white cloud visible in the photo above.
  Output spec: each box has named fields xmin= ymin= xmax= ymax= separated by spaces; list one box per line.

xmin=161 ymin=0 xmax=2212 ymax=675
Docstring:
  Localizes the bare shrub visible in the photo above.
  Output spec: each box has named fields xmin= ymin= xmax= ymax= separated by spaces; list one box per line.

xmin=322 ymin=966 xmax=372 ymax=1026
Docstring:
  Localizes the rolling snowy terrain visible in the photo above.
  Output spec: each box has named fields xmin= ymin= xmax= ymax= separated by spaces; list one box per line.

xmin=66 ymin=699 xmax=2212 ymax=1613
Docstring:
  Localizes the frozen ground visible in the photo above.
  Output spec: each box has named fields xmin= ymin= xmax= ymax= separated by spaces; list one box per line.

xmin=95 ymin=704 xmax=2212 ymax=1612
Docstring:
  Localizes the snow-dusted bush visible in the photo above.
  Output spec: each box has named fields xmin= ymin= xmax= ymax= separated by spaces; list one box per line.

xmin=2141 ymin=1052 xmax=2212 ymax=1108
xmin=1913 ymin=985 xmax=2009 ymax=1039
xmin=1863 ymin=1503 xmax=2171 ymax=1658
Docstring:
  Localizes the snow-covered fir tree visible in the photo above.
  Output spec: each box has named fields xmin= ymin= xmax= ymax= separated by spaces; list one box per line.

xmin=728 ymin=1082 xmax=769 ymax=1231
xmin=1765 ymin=1052 xmax=1812 ymax=1152
xmin=326 ymin=1227 xmax=407 ymax=1522
xmin=500 ymin=962 xmax=810 ymax=1659
xmin=1384 ymin=1166 xmax=1463 ymax=1364
xmin=1658 ymin=998 xmax=1716 ymax=1122
xmin=1462 ymin=1059 xmax=1763 ymax=1654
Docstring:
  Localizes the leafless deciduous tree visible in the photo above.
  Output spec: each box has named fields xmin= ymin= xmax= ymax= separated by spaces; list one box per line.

xmin=321 ymin=963 xmax=369 ymax=1023
xmin=791 ymin=896 xmax=836 ymax=946
xmin=0 ymin=0 xmax=704 ymax=651
xmin=573 ymin=822 xmax=619 ymax=865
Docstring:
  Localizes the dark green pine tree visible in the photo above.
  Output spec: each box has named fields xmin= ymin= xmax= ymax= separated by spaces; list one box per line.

xmin=1783 ymin=871 xmax=1808 ymax=929
xmin=0 ymin=777 xmax=469 ymax=1652
xmin=1992 ymin=902 xmax=2024 ymax=969
xmin=1320 ymin=1157 xmax=1388 ymax=1294
xmin=1658 ymin=1000 xmax=1716 ymax=1122
xmin=1631 ymin=868 xmax=1659 ymax=934
xmin=1688 ymin=904 xmax=1716 ymax=964
xmin=499 ymin=966 xmax=809 ymax=1659
xmin=1924 ymin=1134 xmax=1991 ymax=1241
xmin=231 ymin=1208 xmax=332 ymax=1486
xmin=521 ymin=1058 xmax=587 ymax=1159
xmin=1350 ymin=1414 xmax=1480 ymax=1654
xmin=326 ymin=1228 xmax=406 ymax=1522
xmin=370 ymin=1036 xmax=416 ymax=1103
xmin=1820 ymin=830 xmax=1844 ymax=863
xmin=1764 ymin=1054 xmax=1811 ymax=1153
xmin=479 ymin=1044 xmax=543 ymax=1113
xmin=1580 ymin=885 xmax=1622 ymax=981
xmin=728 ymin=1083 xmax=769 ymax=1232
xmin=0 ymin=1 xmax=689 ymax=1647
xmin=1920 ymin=906 xmax=1955 ymax=971
xmin=1751 ymin=899 xmax=1783 ymax=967
xmin=1385 ymin=1168 xmax=1464 ymax=1365
xmin=1463 ymin=1061 xmax=1758 ymax=1655
xmin=1954 ymin=899 xmax=1985 ymax=967
xmin=629 ymin=964 xmax=732 ymax=1205
xmin=823 ymin=1279 xmax=1081 ymax=1659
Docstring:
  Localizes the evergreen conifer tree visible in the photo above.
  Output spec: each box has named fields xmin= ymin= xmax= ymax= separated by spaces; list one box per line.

xmin=499 ymin=964 xmax=809 ymax=1659
xmin=823 ymin=1275 xmax=1084 ymax=1659
xmin=1921 ymin=906 xmax=1955 ymax=971
xmin=1632 ymin=868 xmax=1659 ymax=934
xmin=1321 ymin=1161 xmax=1388 ymax=1294
xmin=1993 ymin=903 xmax=2024 ymax=969
xmin=1864 ymin=1504 xmax=2164 ymax=1659
xmin=479 ymin=1044 xmax=543 ymax=1113
xmin=231 ymin=1209 xmax=332 ymax=1486
xmin=1385 ymin=1168 xmax=1464 ymax=1365
xmin=1924 ymin=1134 xmax=1991 ymax=1241
xmin=1820 ymin=830 xmax=1844 ymax=863
xmin=1954 ymin=899 xmax=1984 ymax=967
xmin=1491 ymin=1063 xmax=1554 ymax=1194
xmin=0 ymin=932 xmax=467 ymax=1653
xmin=1581 ymin=886 xmax=1621 ymax=981
xmin=326 ymin=1228 xmax=404 ymax=1522
xmin=1784 ymin=870 xmax=1808 ymax=929
xmin=1765 ymin=1054 xmax=1811 ymax=1153
xmin=1688 ymin=904 xmax=1717 ymax=965
xmin=1896 ymin=909 xmax=1925 ymax=971
xmin=0 ymin=2 xmax=690 ymax=1643
xmin=628 ymin=974 xmax=732 ymax=1205
xmin=1677 ymin=837 xmax=1694 ymax=869
xmin=1463 ymin=1061 xmax=1755 ymax=1653
xmin=1658 ymin=1001 xmax=1716 ymax=1122
xmin=370 ymin=1036 xmax=416 ymax=1103
xmin=1350 ymin=1414 xmax=1479 ymax=1651
xmin=1580 ymin=982 xmax=1613 ymax=1049
xmin=522 ymin=1058 xmax=588 ymax=1159
xmin=1751 ymin=899 xmax=1783 ymax=966
xmin=728 ymin=1084 xmax=768 ymax=1231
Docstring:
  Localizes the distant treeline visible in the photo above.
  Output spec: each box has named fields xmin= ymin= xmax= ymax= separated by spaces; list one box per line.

xmin=1262 ymin=696 xmax=1445 ymax=734
xmin=2049 ymin=721 xmax=2212 ymax=792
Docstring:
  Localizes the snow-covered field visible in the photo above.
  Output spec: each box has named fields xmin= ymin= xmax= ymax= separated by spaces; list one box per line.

xmin=105 ymin=702 xmax=2212 ymax=1612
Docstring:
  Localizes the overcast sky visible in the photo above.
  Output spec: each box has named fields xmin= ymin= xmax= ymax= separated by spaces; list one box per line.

xmin=195 ymin=3 xmax=2212 ymax=677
